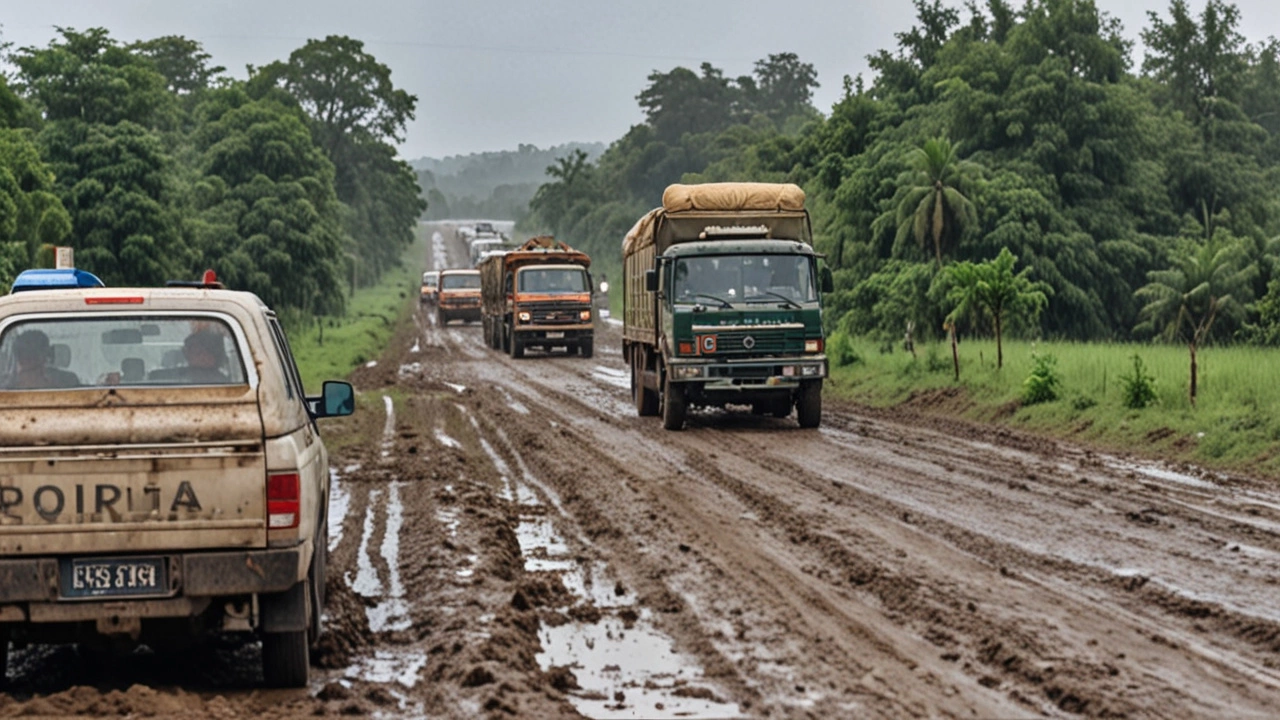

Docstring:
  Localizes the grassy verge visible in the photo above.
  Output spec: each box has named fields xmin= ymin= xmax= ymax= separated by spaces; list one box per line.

xmin=289 ymin=229 xmax=425 ymax=392
xmin=827 ymin=335 xmax=1280 ymax=478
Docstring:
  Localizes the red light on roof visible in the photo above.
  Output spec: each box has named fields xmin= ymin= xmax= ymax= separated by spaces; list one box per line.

xmin=85 ymin=297 xmax=144 ymax=305
xmin=202 ymin=269 xmax=218 ymax=285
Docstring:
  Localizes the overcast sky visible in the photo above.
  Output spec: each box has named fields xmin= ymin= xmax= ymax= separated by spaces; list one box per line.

xmin=3 ymin=0 xmax=1280 ymax=161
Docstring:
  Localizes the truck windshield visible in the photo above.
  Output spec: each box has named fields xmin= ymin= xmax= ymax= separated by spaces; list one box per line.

xmin=441 ymin=273 xmax=481 ymax=289
xmin=422 ymin=272 xmax=438 ymax=287
xmin=0 ymin=316 xmax=248 ymax=390
xmin=518 ymin=268 xmax=588 ymax=293
xmin=673 ymin=255 xmax=817 ymax=305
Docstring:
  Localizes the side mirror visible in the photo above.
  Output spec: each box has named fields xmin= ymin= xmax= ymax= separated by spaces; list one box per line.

xmin=820 ymin=266 xmax=834 ymax=294
xmin=309 ymin=380 xmax=355 ymax=418
xmin=645 ymin=269 xmax=658 ymax=293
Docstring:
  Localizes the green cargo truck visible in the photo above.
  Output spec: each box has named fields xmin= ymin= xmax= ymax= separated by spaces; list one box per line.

xmin=622 ymin=183 xmax=833 ymax=430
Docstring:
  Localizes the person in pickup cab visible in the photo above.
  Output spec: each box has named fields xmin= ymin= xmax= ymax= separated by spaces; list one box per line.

xmin=149 ymin=330 xmax=230 ymax=384
xmin=2 ymin=329 xmax=81 ymax=389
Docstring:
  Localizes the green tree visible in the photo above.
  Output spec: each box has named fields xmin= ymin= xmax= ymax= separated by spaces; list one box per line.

xmin=192 ymin=88 xmax=347 ymax=316
xmin=129 ymin=35 xmax=226 ymax=96
xmin=0 ymin=127 xmax=72 ymax=284
xmin=944 ymin=247 xmax=1050 ymax=369
xmin=1134 ymin=233 xmax=1255 ymax=404
xmin=884 ymin=136 xmax=980 ymax=268
xmin=250 ymin=36 xmax=422 ymax=285
xmin=749 ymin=52 xmax=820 ymax=127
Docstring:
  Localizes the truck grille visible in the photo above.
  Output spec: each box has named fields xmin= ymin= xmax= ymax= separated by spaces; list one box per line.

xmin=524 ymin=300 xmax=588 ymax=325
xmin=702 ymin=329 xmax=802 ymax=356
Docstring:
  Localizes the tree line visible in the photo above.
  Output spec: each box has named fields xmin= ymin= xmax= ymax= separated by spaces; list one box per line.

xmin=523 ymin=0 xmax=1280 ymax=360
xmin=0 ymin=29 xmax=424 ymax=321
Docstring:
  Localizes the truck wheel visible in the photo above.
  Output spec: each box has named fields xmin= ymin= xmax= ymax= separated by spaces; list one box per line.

xmin=262 ymin=628 xmax=310 ymax=688
xmin=661 ymin=376 xmax=686 ymax=431
xmin=579 ymin=339 xmax=594 ymax=358
xmin=796 ymin=381 xmax=822 ymax=429
xmin=437 ymin=309 xmax=447 ymax=326
xmin=510 ymin=335 xmax=524 ymax=359
xmin=1 ymin=637 xmax=8 ymax=688
xmin=633 ymin=350 xmax=658 ymax=417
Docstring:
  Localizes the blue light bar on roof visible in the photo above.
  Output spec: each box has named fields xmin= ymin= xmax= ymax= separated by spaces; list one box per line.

xmin=10 ymin=268 xmax=106 ymax=293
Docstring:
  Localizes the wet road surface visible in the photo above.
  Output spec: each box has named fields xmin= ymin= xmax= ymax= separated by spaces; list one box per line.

xmin=3 ymin=222 xmax=1279 ymax=718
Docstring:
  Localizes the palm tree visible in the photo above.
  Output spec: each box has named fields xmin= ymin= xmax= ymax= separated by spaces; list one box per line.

xmin=1134 ymin=234 xmax=1255 ymax=406
xmin=888 ymin=136 xmax=980 ymax=269
xmin=945 ymin=248 xmax=1050 ymax=370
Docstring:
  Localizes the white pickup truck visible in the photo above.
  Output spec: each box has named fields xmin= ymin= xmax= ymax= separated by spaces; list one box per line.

xmin=0 ymin=269 xmax=354 ymax=687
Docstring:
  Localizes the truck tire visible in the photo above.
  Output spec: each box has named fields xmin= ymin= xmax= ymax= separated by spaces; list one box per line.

xmin=510 ymin=332 xmax=524 ymax=359
xmin=633 ymin=349 xmax=658 ymax=417
xmin=1 ymin=637 xmax=8 ymax=689
xmin=579 ymin=338 xmax=594 ymax=358
xmin=437 ymin=309 xmax=448 ymax=326
xmin=661 ymin=375 xmax=686 ymax=431
xmin=308 ymin=529 xmax=327 ymax=645
xmin=262 ymin=628 xmax=309 ymax=688
xmin=796 ymin=380 xmax=822 ymax=429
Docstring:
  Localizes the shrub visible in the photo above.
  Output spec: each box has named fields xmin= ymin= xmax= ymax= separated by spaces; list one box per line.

xmin=1022 ymin=352 xmax=1062 ymax=405
xmin=827 ymin=332 xmax=861 ymax=367
xmin=1071 ymin=394 xmax=1097 ymax=411
xmin=1120 ymin=354 xmax=1157 ymax=409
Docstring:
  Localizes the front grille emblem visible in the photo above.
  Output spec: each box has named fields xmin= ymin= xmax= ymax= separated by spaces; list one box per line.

xmin=742 ymin=335 xmax=756 ymax=350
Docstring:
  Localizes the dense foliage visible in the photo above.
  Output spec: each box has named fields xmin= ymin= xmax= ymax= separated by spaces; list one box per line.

xmin=0 ymin=28 xmax=424 ymax=318
xmin=525 ymin=0 xmax=1280 ymax=348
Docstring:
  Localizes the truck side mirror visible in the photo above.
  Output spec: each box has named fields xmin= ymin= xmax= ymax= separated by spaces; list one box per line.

xmin=645 ymin=269 xmax=658 ymax=293
xmin=820 ymin=266 xmax=834 ymax=294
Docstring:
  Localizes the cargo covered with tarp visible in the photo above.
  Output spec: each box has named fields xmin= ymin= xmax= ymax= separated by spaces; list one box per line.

xmin=623 ymin=183 xmax=810 ymax=257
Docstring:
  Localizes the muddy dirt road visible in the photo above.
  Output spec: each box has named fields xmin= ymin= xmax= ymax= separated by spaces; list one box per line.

xmin=3 ymin=222 xmax=1280 ymax=718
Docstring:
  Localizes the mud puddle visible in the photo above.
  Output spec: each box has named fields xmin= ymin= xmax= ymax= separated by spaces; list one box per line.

xmin=464 ymin=407 xmax=740 ymax=719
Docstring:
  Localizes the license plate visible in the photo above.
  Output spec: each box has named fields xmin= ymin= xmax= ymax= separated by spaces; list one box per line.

xmin=546 ymin=331 xmax=565 ymax=339
xmin=61 ymin=557 xmax=169 ymax=599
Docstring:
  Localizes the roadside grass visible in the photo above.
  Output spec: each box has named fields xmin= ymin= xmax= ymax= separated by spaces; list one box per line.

xmin=289 ymin=229 xmax=425 ymax=393
xmin=827 ymin=335 xmax=1280 ymax=478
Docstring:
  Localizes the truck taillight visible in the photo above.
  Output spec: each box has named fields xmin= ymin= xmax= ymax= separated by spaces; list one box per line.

xmin=804 ymin=339 xmax=823 ymax=353
xmin=267 ymin=472 xmax=300 ymax=529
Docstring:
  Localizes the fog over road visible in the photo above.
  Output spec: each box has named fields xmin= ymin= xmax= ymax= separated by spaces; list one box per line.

xmin=3 ymin=222 xmax=1279 ymax=718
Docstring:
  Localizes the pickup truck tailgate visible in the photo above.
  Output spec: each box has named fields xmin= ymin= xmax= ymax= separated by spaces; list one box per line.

xmin=0 ymin=395 xmax=268 ymax=556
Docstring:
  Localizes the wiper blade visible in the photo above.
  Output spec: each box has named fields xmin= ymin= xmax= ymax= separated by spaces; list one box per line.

xmin=745 ymin=291 xmax=801 ymax=309
xmin=691 ymin=293 xmax=734 ymax=309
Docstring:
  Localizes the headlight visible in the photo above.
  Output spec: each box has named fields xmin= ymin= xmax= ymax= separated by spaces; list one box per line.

xmin=801 ymin=364 xmax=821 ymax=376
xmin=579 ymin=310 xmax=593 ymax=321
xmin=518 ymin=312 xmax=531 ymax=323
xmin=804 ymin=339 xmax=823 ymax=353
xmin=672 ymin=365 xmax=706 ymax=379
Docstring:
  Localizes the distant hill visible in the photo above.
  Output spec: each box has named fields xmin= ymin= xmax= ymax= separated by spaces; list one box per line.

xmin=411 ymin=142 xmax=606 ymax=221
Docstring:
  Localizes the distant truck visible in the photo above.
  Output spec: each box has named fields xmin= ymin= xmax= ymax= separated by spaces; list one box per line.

xmin=436 ymin=269 xmax=482 ymax=325
xmin=420 ymin=270 xmax=439 ymax=305
xmin=622 ymin=183 xmax=833 ymax=430
xmin=479 ymin=236 xmax=594 ymax=359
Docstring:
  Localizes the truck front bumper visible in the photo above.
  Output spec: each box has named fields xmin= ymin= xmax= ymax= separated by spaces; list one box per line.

xmin=667 ymin=356 xmax=827 ymax=390
xmin=515 ymin=324 xmax=593 ymax=343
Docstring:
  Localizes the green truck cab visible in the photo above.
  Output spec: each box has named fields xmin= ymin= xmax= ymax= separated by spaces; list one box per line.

xmin=622 ymin=183 xmax=833 ymax=430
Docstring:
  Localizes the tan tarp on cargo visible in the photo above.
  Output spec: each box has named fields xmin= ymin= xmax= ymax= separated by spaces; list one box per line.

xmin=661 ymin=182 xmax=805 ymax=213
xmin=623 ymin=183 xmax=806 ymax=255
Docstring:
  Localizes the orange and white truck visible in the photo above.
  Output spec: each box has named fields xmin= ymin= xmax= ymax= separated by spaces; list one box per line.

xmin=478 ymin=237 xmax=594 ymax=359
